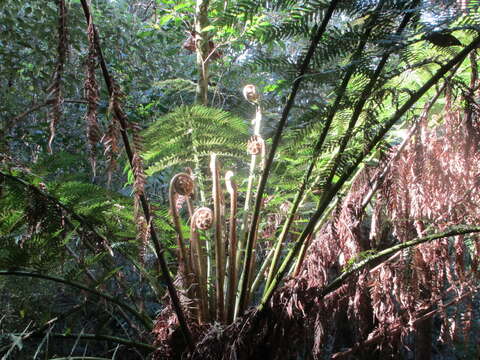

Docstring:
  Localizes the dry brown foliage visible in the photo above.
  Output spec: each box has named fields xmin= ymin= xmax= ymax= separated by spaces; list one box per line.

xmin=101 ymin=82 xmax=123 ymax=185
xmin=182 ymin=31 xmax=223 ymax=61
xmin=131 ymin=122 xmax=148 ymax=262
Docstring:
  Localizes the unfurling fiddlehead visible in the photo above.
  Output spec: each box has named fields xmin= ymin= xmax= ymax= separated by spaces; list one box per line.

xmin=235 ymin=84 xmax=264 ymax=317
xmin=193 ymin=207 xmax=213 ymax=230
xmin=210 ymin=154 xmax=226 ymax=322
xmin=190 ymin=207 xmax=212 ymax=323
xmin=169 ymin=173 xmax=194 ymax=278
xmin=247 ymin=135 xmax=264 ymax=155
xmin=164 ymin=85 xmax=264 ymax=326
xmin=172 ymin=173 xmax=195 ymax=196
xmin=243 ymin=84 xmax=260 ymax=104
xmin=225 ymin=171 xmax=238 ymax=323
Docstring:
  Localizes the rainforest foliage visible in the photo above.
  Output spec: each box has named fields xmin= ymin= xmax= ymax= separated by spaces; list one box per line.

xmin=2 ymin=0 xmax=480 ymax=359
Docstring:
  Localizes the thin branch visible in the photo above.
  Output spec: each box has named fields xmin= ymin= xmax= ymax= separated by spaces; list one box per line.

xmin=64 ymin=98 xmax=89 ymax=104
xmin=12 ymin=100 xmax=52 ymax=123
xmin=9 ymin=99 xmax=90 ymax=131
xmin=79 ymin=0 xmax=193 ymax=349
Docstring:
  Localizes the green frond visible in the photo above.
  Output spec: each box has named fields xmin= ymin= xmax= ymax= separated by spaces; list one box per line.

xmin=0 ymin=170 xmax=175 ymax=273
xmin=144 ymin=105 xmax=249 ymax=175
xmin=219 ymin=0 xmax=382 ymax=42
xmin=457 ymin=5 xmax=480 ymax=27
xmin=53 ymin=182 xmax=108 ymax=207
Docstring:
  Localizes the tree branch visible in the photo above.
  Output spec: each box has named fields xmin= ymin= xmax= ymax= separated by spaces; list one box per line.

xmin=11 ymin=100 xmax=52 ymax=123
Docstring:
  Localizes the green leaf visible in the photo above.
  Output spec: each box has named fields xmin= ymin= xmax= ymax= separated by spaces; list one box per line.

xmin=159 ymin=14 xmax=174 ymax=26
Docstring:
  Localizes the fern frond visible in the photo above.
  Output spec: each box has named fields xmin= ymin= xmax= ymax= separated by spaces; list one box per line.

xmin=143 ymin=105 xmax=249 ymax=175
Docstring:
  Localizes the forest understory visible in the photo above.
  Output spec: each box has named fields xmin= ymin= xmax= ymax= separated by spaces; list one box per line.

xmin=1 ymin=0 xmax=480 ymax=359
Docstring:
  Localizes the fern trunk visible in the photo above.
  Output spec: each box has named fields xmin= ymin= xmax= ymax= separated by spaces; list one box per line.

xmin=195 ymin=0 xmax=210 ymax=105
